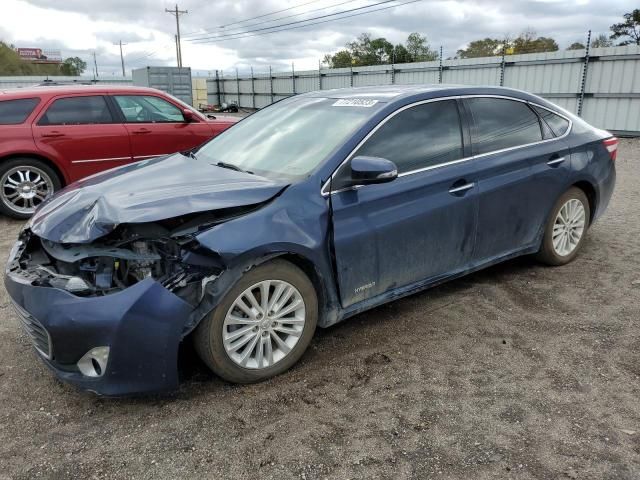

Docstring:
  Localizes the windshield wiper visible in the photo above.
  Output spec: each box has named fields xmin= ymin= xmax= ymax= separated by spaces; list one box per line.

xmin=214 ymin=161 xmax=254 ymax=175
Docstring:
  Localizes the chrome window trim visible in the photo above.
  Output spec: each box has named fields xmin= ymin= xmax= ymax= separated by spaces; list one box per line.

xmin=321 ymin=94 xmax=573 ymax=196
xmin=71 ymin=156 xmax=131 ymax=164
xmin=71 ymin=153 xmax=169 ymax=164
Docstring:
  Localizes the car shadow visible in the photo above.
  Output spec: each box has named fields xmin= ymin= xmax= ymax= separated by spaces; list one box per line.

xmin=175 ymin=254 xmax=541 ymax=394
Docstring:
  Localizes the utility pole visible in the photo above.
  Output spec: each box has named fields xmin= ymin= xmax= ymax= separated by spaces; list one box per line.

xmin=175 ymin=35 xmax=180 ymax=68
xmin=92 ymin=51 xmax=99 ymax=78
xmin=114 ymin=40 xmax=127 ymax=76
xmin=165 ymin=4 xmax=188 ymax=67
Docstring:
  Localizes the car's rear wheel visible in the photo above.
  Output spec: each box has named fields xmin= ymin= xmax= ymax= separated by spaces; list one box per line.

xmin=536 ymin=187 xmax=590 ymax=266
xmin=194 ymin=259 xmax=317 ymax=383
xmin=0 ymin=158 xmax=61 ymax=219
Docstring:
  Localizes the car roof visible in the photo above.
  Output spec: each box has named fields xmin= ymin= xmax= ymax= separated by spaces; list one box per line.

xmin=0 ymin=84 xmax=167 ymax=98
xmin=303 ymin=84 xmax=539 ymax=103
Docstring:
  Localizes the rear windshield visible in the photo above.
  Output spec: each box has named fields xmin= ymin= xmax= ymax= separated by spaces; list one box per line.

xmin=0 ymin=98 xmax=40 ymax=124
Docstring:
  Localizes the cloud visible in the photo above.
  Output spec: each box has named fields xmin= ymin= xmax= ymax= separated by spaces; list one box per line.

xmin=3 ymin=0 xmax=638 ymax=76
xmin=95 ymin=30 xmax=155 ymax=44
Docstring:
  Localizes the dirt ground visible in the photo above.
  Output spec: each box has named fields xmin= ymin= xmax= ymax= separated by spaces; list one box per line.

xmin=0 ymin=140 xmax=639 ymax=480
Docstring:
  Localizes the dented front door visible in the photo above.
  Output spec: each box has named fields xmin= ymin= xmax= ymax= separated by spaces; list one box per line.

xmin=330 ymin=160 xmax=479 ymax=309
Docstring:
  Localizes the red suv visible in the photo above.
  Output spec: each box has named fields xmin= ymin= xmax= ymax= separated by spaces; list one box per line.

xmin=0 ymin=85 xmax=238 ymax=218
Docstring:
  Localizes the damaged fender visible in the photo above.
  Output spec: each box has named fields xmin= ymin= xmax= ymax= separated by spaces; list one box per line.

xmin=187 ymin=183 xmax=342 ymax=331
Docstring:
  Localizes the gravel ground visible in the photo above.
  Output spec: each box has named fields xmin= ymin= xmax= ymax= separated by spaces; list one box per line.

xmin=0 ymin=140 xmax=639 ymax=480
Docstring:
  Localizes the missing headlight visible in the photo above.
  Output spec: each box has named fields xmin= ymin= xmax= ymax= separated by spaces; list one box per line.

xmin=17 ymin=227 xmax=223 ymax=305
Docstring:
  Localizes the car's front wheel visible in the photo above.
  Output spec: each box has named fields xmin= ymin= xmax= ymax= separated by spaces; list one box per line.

xmin=536 ymin=186 xmax=591 ymax=266
xmin=194 ymin=259 xmax=318 ymax=383
xmin=0 ymin=158 xmax=61 ymax=219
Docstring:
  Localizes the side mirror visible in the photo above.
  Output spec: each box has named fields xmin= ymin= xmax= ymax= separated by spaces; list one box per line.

xmin=350 ymin=156 xmax=398 ymax=185
xmin=182 ymin=109 xmax=197 ymax=122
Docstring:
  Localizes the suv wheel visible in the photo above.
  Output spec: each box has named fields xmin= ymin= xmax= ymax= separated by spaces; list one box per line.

xmin=0 ymin=158 xmax=61 ymax=219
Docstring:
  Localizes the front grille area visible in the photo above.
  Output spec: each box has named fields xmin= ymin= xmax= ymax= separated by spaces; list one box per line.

xmin=12 ymin=302 xmax=52 ymax=360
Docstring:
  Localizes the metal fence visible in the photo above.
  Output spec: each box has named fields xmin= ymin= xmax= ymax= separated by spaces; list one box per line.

xmin=0 ymin=76 xmax=132 ymax=89
xmin=209 ymin=44 xmax=640 ymax=135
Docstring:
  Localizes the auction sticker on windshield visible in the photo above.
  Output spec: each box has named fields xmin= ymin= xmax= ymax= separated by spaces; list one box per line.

xmin=332 ymin=99 xmax=379 ymax=107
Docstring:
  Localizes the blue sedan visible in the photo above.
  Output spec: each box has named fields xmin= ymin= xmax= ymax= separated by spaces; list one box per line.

xmin=4 ymin=85 xmax=617 ymax=395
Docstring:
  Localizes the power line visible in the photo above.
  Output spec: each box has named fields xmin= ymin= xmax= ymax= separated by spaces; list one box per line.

xmin=165 ymin=4 xmax=188 ymax=67
xmin=189 ymin=0 xmax=398 ymax=43
xmin=125 ymin=36 xmax=186 ymax=68
xmin=218 ymin=0 xmax=325 ymax=30
xmin=127 ymin=50 xmax=160 ymax=65
xmin=182 ymin=0 xmax=359 ymax=39
xmin=190 ymin=0 xmax=422 ymax=44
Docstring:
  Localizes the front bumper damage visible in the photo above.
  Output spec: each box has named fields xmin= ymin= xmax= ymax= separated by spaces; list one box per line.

xmin=4 ymin=228 xmax=225 ymax=396
xmin=5 ymin=271 xmax=192 ymax=395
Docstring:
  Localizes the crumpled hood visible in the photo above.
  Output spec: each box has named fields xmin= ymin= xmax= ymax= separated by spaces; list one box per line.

xmin=29 ymin=153 xmax=287 ymax=243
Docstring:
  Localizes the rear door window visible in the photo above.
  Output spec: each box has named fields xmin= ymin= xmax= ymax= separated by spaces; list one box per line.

xmin=39 ymin=96 xmax=114 ymax=125
xmin=113 ymin=95 xmax=185 ymax=123
xmin=0 ymin=98 xmax=40 ymax=124
xmin=467 ymin=98 xmax=543 ymax=155
xmin=532 ymin=105 xmax=570 ymax=137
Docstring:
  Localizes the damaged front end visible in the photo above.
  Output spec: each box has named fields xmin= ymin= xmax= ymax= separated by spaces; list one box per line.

xmin=16 ymin=220 xmax=223 ymax=307
xmin=4 ymin=206 xmax=265 ymax=396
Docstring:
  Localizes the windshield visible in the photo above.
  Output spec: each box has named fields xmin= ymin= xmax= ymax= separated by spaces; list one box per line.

xmin=194 ymin=96 xmax=383 ymax=180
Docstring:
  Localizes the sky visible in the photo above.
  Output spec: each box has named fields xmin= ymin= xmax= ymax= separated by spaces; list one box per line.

xmin=0 ymin=0 xmax=636 ymax=77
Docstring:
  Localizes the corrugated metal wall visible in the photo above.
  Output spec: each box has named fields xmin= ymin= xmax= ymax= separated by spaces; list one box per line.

xmin=208 ymin=45 xmax=640 ymax=134
xmin=132 ymin=67 xmax=193 ymax=105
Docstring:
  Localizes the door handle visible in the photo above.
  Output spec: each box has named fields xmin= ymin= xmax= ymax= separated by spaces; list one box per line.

xmin=547 ymin=156 xmax=566 ymax=167
xmin=449 ymin=181 xmax=475 ymax=196
xmin=132 ymin=128 xmax=151 ymax=134
xmin=42 ymin=131 xmax=65 ymax=138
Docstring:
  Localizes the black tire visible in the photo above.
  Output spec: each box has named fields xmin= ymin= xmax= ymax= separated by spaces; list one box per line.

xmin=536 ymin=187 xmax=591 ymax=266
xmin=0 ymin=157 xmax=62 ymax=219
xmin=194 ymin=259 xmax=318 ymax=383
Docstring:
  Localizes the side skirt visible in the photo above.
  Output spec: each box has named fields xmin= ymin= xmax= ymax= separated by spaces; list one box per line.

xmin=329 ymin=244 xmax=540 ymax=326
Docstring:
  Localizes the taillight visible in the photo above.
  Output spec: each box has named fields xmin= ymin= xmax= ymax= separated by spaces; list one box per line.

xmin=603 ymin=137 xmax=618 ymax=161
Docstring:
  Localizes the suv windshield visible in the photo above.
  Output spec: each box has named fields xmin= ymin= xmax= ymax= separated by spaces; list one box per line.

xmin=194 ymin=96 xmax=383 ymax=180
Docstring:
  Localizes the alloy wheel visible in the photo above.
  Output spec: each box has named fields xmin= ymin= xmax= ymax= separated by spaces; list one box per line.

xmin=1 ymin=166 xmax=54 ymax=215
xmin=552 ymin=198 xmax=586 ymax=256
xmin=222 ymin=280 xmax=306 ymax=369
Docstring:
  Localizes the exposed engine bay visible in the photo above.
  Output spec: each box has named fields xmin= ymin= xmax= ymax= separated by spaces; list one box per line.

xmin=9 ymin=207 xmax=259 ymax=306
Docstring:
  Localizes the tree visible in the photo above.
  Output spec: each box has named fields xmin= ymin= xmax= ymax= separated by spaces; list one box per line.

xmin=60 ymin=57 xmax=87 ymax=76
xmin=343 ymin=33 xmax=382 ymax=65
xmin=369 ymin=37 xmax=395 ymax=64
xmin=405 ymin=32 xmax=438 ymax=62
xmin=392 ymin=44 xmax=411 ymax=63
xmin=609 ymin=9 xmax=640 ymax=45
xmin=457 ymin=38 xmax=504 ymax=58
xmin=323 ymin=50 xmax=352 ymax=68
xmin=591 ymin=33 xmax=613 ymax=48
xmin=323 ymin=32 xmax=438 ymax=68
xmin=567 ymin=41 xmax=585 ymax=50
xmin=512 ymin=29 xmax=558 ymax=54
